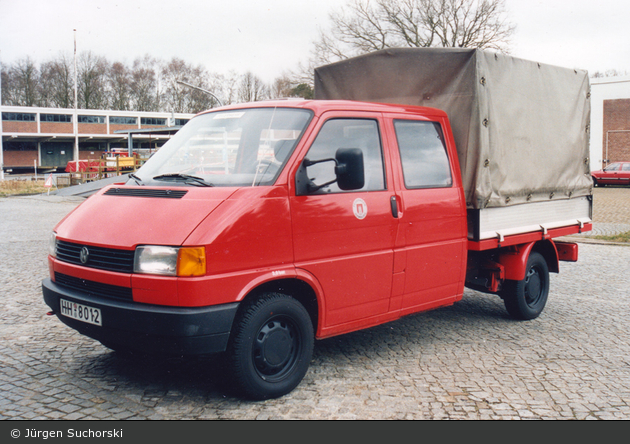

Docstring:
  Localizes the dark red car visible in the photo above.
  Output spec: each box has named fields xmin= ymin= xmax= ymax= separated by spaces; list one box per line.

xmin=592 ymin=161 xmax=630 ymax=186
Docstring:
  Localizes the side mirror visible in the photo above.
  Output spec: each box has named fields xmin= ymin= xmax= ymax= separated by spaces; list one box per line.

xmin=335 ymin=148 xmax=364 ymax=190
xmin=295 ymin=148 xmax=365 ymax=195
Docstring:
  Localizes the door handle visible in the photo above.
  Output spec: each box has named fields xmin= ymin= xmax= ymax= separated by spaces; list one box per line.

xmin=390 ymin=195 xmax=399 ymax=218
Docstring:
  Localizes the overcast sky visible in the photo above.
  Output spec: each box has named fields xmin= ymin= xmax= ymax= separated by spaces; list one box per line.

xmin=1 ymin=0 xmax=629 ymax=83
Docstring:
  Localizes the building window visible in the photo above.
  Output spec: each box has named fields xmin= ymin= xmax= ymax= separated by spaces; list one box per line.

xmin=141 ymin=117 xmax=167 ymax=126
xmin=3 ymin=141 xmax=37 ymax=151
xmin=41 ymin=114 xmax=73 ymax=123
xmin=78 ymin=115 xmax=105 ymax=124
xmin=109 ymin=116 xmax=137 ymax=125
xmin=2 ymin=112 xmax=36 ymax=122
xmin=175 ymin=118 xmax=190 ymax=126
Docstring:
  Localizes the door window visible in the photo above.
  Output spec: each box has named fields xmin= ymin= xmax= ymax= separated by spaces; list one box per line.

xmin=393 ymin=120 xmax=452 ymax=189
xmin=302 ymin=119 xmax=385 ymax=193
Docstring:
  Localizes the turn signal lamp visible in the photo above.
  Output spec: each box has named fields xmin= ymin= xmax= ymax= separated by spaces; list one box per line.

xmin=177 ymin=247 xmax=206 ymax=277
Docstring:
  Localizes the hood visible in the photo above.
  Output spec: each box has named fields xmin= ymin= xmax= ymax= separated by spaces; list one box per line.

xmin=54 ymin=186 xmax=237 ymax=248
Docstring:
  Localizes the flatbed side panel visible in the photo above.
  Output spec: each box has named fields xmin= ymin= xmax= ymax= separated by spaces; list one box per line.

xmin=467 ymin=196 xmax=592 ymax=242
xmin=468 ymin=223 xmax=593 ymax=251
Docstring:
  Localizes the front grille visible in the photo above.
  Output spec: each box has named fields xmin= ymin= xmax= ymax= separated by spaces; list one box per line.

xmin=56 ymin=240 xmax=135 ymax=273
xmin=104 ymin=188 xmax=188 ymax=198
xmin=55 ymin=272 xmax=133 ymax=301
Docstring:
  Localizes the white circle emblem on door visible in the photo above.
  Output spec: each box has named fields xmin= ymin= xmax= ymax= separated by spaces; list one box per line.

xmin=353 ymin=198 xmax=368 ymax=220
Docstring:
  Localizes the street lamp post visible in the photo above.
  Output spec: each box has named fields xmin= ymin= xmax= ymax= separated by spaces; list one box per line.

xmin=73 ymin=30 xmax=79 ymax=167
xmin=176 ymin=81 xmax=223 ymax=107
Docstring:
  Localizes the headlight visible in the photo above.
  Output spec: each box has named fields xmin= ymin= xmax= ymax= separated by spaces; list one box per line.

xmin=134 ymin=246 xmax=206 ymax=277
xmin=49 ymin=232 xmax=57 ymax=258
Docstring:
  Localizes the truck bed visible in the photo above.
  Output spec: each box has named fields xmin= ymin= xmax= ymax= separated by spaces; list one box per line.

xmin=314 ymin=48 xmax=593 ymax=211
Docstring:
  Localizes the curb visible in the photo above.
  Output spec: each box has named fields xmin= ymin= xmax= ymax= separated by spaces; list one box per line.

xmin=559 ymin=236 xmax=630 ymax=247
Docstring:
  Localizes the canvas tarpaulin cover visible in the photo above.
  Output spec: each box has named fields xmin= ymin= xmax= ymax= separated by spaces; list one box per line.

xmin=314 ymin=48 xmax=592 ymax=209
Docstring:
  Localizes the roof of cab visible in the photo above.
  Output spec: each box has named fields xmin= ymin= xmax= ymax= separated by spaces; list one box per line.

xmin=195 ymin=99 xmax=448 ymax=119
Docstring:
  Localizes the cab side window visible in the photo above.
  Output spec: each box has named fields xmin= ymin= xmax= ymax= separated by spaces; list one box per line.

xmin=303 ymin=118 xmax=385 ymax=193
xmin=394 ymin=120 xmax=452 ymax=189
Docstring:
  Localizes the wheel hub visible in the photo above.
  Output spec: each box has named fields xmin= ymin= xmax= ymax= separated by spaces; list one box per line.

xmin=525 ymin=268 xmax=541 ymax=305
xmin=254 ymin=319 xmax=298 ymax=378
xmin=263 ymin=327 xmax=292 ymax=366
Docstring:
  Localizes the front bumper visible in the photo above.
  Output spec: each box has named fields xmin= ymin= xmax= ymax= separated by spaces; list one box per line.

xmin=42 ymin=277 xmax=239 ymax=356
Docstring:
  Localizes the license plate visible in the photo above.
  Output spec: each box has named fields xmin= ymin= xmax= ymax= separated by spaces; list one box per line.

xmin=60 ymin=298 xmax=102 ymax=326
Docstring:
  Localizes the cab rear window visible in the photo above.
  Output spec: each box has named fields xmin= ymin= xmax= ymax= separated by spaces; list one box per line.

xmin=394 ymin=120 xmax=452 ymax=189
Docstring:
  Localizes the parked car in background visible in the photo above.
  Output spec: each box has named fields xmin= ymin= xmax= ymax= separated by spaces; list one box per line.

xmin=592 ymin=161 xmax=630 ymax=186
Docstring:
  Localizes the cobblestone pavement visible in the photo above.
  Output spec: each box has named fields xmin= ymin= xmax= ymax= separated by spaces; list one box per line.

xmin=1 ymin=188 xmax=629 ymax=420
xmin=578 ymin=187 xmax=630 ymax=237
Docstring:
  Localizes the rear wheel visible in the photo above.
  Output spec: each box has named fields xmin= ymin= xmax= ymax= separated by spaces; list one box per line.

xmin=501 ymin=252 xmax=549 ymax=320
xmin=228 ymin=293 xmax=314 ymax=400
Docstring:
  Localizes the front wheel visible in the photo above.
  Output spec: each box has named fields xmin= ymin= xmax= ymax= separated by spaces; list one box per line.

xmin=228 ymin=293 xmax=314 ymax=400
xmin=501 ymin=252 xmax=550 ymax=320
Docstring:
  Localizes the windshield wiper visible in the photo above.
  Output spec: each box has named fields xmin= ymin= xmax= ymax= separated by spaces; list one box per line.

xmin=128 ymin=173 xmax=143 ymax=185
xmin=152 ymin=173 xmax=213 ymax=187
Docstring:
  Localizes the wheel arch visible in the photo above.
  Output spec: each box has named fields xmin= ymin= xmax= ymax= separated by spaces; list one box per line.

xmin=498 ymin=240 xmax=559 ymax=281
xmin=533 ymin=240 xmax=560 ymax=274
xmin=236 ymin=277 xmax=320 ymax=337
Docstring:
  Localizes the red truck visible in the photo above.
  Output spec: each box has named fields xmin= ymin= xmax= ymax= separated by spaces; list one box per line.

xmin=43 ymin=49 xmax=593 ymax=400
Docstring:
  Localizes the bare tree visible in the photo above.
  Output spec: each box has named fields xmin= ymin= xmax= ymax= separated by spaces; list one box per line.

xmin=186 ymin=66 xmax=217 ymax=113
xmin=160 ymin=58 xmax=219 ymax=113
xmin=77 ymin=51 xmax=109 ymax=109
xmin=130 ymin=56 xmax=160 ymax=112
xmin=430 ymin=0 xmax=515 ymax=50
xmin=269 ymin=75 xmax=294 ymax=99
xmin=5 ymin=57 xmax=41 ymax=106
xmin=160 ymin=58 xmax=190 ymax=113
xmin=2 ymin=51 xmax=297 ymax=112
xmin=108 ymin=61 xmax=131 ymax=111
xmin=40 ymin=54 xmax=74 ymax=108
xmin=238 ymin=72 xmax=268 ymax=103
xmin=212 ymin=70 xmax=240 ymax=106
xmin=313 ymin=0 xmax=515 ymax=66
xmin=1 ymin=62 xmax=19 ymax=105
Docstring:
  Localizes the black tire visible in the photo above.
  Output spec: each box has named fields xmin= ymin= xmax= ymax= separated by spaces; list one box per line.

xmin=592 ymin=178 xmax=598 ymax=187
xmin=228 ymin=293 xmax=314 ymax=400
xmin=501 ymin=252 xmax=549 ymax=320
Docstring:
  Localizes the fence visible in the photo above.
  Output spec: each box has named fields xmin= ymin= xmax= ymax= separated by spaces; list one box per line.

xmin=69 ymin=155 xmax=149 ymax=185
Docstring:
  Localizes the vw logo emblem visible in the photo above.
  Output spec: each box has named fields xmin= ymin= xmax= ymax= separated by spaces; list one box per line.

xmin=79 ymin=247 xmax=90 ymax=264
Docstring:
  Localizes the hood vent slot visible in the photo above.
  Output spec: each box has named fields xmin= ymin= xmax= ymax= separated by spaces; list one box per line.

xmin=104 ymin=188 xmax=188 ymax=199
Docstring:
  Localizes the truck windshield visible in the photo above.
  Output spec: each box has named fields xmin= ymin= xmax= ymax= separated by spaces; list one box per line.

xmin=134 ymin=107 xmax=312 ymax=187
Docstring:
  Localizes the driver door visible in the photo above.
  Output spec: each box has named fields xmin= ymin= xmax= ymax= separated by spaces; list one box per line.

xmin=289 ymin=113 xmax=399 ymax=336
